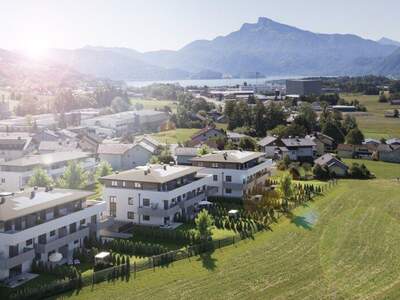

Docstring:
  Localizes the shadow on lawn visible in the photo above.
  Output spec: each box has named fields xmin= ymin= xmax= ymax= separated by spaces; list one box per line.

xmin=198 ymin=251 xmax=217 ymax=271
xmin=285 ymin=211 xmax=313 ymax=230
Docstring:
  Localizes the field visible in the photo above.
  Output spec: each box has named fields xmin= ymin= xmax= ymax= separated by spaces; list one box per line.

xmin=340 ymin=93 xmax=400 ymax=139
xmin=53 ymin=161 xmax=400 ymax=300
xmin=150 ymin=128 xmax=199 ymax=144
xmin=130 ymin=98 xmax=177 ymax=112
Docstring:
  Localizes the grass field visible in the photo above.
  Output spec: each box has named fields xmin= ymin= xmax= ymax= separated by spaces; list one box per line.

xmin=130 ymin=98 xmax=178 ymax=112
xmin=53 ymin=161 xmax=400 ymax=300
xmin=150 ymin=128 xmax=199 ymax=144
xmin=341 ymin=93 xmax=400 ymax=139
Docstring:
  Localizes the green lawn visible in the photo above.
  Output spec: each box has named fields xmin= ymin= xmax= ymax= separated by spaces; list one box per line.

xmin=343 ymin=158 xmax=400 ymax=180
xmin=130 ymin=99 xmax=177 ymax=112
xmin=52 ymin=161 xmax=400 ymax=300
xmin=340 ymin=93 xmax=400 ymax=139
xmin=150 ymin=128 xmax=199 ymax=144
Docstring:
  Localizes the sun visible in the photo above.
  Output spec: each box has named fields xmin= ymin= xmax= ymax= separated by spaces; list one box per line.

xmin=23 ymin=40 xmax=49 ymax=60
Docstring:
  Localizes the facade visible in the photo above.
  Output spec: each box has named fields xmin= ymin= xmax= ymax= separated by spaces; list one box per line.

xmin=101 ymin=164 xmax=212 ymax=226
xmin=337 ymin=144 xmax=377 ymax=159
xmin=377 ymin=144 xmax=400 ymax=163
xmin=286 ymin=80 xmax=322 ymax=96
xmin=280 ymin=138 xmax=316 ymax=162
xmin=306 ymin=132 xmax=335 ymax=156
xmin=0 ymin=133 xmax=35 ymax=162
xmin=0 ymin=188 xmax=108 ymax=280
xmin=0 ymin=152 xmax=96 ymax=192
xmin=257 ymin=136 xmax=279 ymax=158
xmin=38 ymin=140 xmax=80 ymax=154
xmin=81 ymin=110 xmax=168 ymax=137
xmin=314 ymin=154 xmax=348 ymax=177
xmin=175 ymin=147 xmax=200 ymax=165
xmin=98 ymin=142 xmax=155 ymax=170
xmin=190 ymin=151 xmax=273 ymax=198
xmin=189 ymin=127 xmax=226 ymax=146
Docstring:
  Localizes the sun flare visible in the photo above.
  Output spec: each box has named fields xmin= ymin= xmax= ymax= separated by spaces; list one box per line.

xmin=23 ymin=40 xmax=49 ymax=60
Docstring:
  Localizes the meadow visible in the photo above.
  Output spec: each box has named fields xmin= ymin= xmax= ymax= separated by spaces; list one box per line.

xmin=340 ymin=93 xmax=400 ymax=139
xmin=52 ymin=160 xmax=400 ymax=300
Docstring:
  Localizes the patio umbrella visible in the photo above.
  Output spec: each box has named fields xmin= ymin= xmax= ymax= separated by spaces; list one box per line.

xmin=198 ymin=200 xmax=213 ymax=206
xmin=49 ymin=252 xmax=63 ymax=263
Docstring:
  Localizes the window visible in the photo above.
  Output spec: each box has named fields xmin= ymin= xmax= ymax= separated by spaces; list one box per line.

xmin=226 ymin=175 xmax=232 ymax=182
xmin=128 ymin=197 xmax=134 ymax=205
xmin=80 ymin=219 xmax=86 ymax=225
xmin=142 ymin=198 xmax=150 ymax=207
xmin=127 ymin=212 xmax=135 ymax=220
xmin=212 ymin=163 xmax=219 ymax=168
xmin=111 ymin=181 xmax=118 ymax=187
xmin=26 ymin=239 xmax=33 ymax=246
xmin=225 ymin=188 xmax=232 ymax=194
xmin=1 ymin=178 xmax=4 ymax=183
xmin=50 ymin=230 xmax=56 ymax=237
xmin=143 ymin=215 xmax=150 ymax=221
xmin=109 ymin=196 xmax=117 ymax=217
xmin=69 ymin=223 xmax=77 ymax=234
xmin=197 ymin=162 xmax=203 ymax=167
xmin=74 ymin=240 xmax=79 ymax=244
xmin=134 ymin=182 xmax=142 ymax=189
xmin=122 ymin=181 xmax=126 ymax=187
xmin=213 ymin=175 xmax=218 ymax=181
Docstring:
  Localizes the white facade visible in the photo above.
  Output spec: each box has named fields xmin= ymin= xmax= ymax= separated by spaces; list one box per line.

xmin=201 ymin=160 xmax=273 ymax=198
xmin=0 ymin=189 xmax=107 ymax=280
xmin=0 ymin=152 xmax=97 ymax=192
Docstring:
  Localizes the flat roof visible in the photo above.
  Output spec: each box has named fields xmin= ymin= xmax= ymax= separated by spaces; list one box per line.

xmin=190 ymin=150 xmax=264 ymax=164
xmin=0 ymin=188 xmax=95 ymax=221
xmin=0 ymin=151 xmax=91 ymax=168
xmin=101 ymin=164 xmax=204 ymax=184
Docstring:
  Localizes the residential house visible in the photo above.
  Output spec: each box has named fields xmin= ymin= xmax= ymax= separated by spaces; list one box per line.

xmin=101 ymin=164 xmax=212 ymax=226
xmin=175 ymin=147 xmax=200 ymax=165
xmin=377 ymin=144 xmax=400 ymax=163
xmin=337 ymin=144 xmax=378 ymax=159
xmin=280 ymin=138 xmax=316 ymax=162
xmin=314 ymin=153 xmax=348 ymax=177
xmin=387 ymin=138 xmax=400 ymax=146
xmin=306 ymin=132 xmax=335 ymax=156
xmin=38 ymin=140 xmax=80 ymax=154
xmin=227 ymin=131 xmax=248 ymax=144
xmin=0 ymin=133 xmax=35 ymax=162
xmin=189 ymin=127 xmax=226 ymax=147
xmin=0 ymin=188 xmax=109 ymax=280
xmin=363 ymin=138 xmax=381 ymax=146
xmin=0 ymin=152 xmax=96 ymax=192
xmin=190 ymin=150 xmax=273 ymax=198
xmin=257 ymin=136 xmax=279 ymax=158
xmin=98 ymin=142 xmax=155 ymax=171
xmin=78 ymin=133 xmax=103 ymax=153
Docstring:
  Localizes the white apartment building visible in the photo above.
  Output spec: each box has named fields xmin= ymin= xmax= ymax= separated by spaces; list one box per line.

xmin=101 ymin=164 xmax=212 ymax=226
xmin=190 ymin=151 xmax=273 ymax=198
xmin=82 ymin=110 xmax=168 ymax=137
xmin=0 ymin=188 xmax=108 ymax=280
xmin=0 ymin=152 xmax=97 ymax=192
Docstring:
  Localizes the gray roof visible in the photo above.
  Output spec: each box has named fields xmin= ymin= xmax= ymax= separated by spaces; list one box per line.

xmin=258 ymin=136 xmax=278 ymax=147
xmin=101 ymin=164 xmax=203 ymax=184
xmin=281 ymin=138 xmax=316 ymax=147
xmin=190 ymin=150 xmax=265 ymax=164
xmin=175 ymin=147 xmax=199 ymax=157
xmin=314 ymin=154 xmax=348 ymax=170
xmin=387 ymin=138 xmax=400 ymax=145
xmin=0 ymin=188 xmax=95 ymax=221
xmin=39 ymin=140 xmax=79 ymax=152
xmin=0 ymin=151 xmax=91 ymax=167
xmin=227 ymin=132 xmax=247 ymax=139
xmin=98 ymin=143 xmax=134 ymax=155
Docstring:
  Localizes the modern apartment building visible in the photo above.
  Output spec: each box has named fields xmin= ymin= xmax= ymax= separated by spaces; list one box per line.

xmin=286 ymin=79 xmax=322 ymax=96
xmin=0 ymin=151 xmax=97 ymax=192
xmin=0 ymin=187 xmax=108 ymax=280
xmin=101 ymin=164 xmax=212 ymax=226
xmin=190 ymin=151 xmax=273 ymax=198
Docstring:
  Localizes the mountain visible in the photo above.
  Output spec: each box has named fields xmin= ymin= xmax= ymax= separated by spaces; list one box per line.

xmin=378 ymin=37 xmax=400 ymax=47
xmin=141 ymin=17 xmax=397 ymax=77
xmin=46 ymin=46 xmax=190 ymax=81
xmin=378 ymin=48 xmax=400 ymax=76
xmin=0 ymin=48 xmax=86 ymax=87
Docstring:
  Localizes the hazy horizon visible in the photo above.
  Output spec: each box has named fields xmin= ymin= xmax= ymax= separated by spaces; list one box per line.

xmin=1 ymin=0 xmax=400 ymax=55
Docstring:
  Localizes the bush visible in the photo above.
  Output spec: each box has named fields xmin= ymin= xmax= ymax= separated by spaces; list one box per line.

xmin=348 ymin=163 xmax=373 ymax=179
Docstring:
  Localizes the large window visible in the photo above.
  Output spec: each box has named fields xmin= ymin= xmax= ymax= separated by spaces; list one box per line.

xmin=109 ymin=196 xmax=117 ymax=217
xmin=134 ymin=182 xmax=142 ymax=189
xmin=211 ymin=163 xmax=219 ymax=168
xmin=111 ymin=181 xmax=118 ymax=187
xmin=128 ymin=197 xmax=134 ymax=205
xmin=143 ymin=215 xmax=150 ymax=221
xmin=226 ymin=175 xmax=232 ymax=182
xmin=127 ymin=212 xmax=135 ymax=220
xmin=213 ymin=175 xmax=218 ymax=181
xmin=142 ymin=198 xmax=150 ymax=207
xmin=225 ymin=188 xmax=232 ymax=194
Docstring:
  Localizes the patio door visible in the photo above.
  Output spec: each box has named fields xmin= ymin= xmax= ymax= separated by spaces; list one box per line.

xmin=9 ymin=264 xmax=22 ymax=278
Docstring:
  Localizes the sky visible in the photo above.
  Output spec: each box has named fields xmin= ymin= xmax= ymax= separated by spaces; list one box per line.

xmin=1 ymin=0 xmax=400 ymax=53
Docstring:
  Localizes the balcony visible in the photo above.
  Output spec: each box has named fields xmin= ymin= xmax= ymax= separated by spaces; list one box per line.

xmin=88 ymin=217 xmax=114 ymax=231
xmin=179 ymin=192 xmax=207 ymax=210
xmin=0 ymin=248 xmax=35 ymax=269
xmin=138 ymin=204 xmax=182 ymax=218
xmin=35 ymin=226 xmax=89 ymax=254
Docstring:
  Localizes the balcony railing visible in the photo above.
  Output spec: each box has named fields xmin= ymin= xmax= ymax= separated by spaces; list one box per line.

xmin=0 ymin=248 xmax=35 ymax=269
xmin=35 ymin=226 xmax=89 ymax=254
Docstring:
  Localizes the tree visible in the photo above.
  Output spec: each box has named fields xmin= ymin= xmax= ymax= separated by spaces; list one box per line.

xmin=111 ymin=96 xmax=130 ymax=113
xmin=195 ymin=210 xmax=214 ymax=242
xmin=28 ymin=168 xmax=54 ymax=187
xmin=294 ymin=103 xmax=317 ymax=134
xmin=253 ymin=101 xmax=267 ymax=137
xmin=95 ymin=160 xmax=113 ymax=181
xmin=378 ymin=93 xmax=388 ymax=103
xmin=345 ymin=128 xmax=364 ymax=145
xmin=342 ymin=115 xmax=358 ymax=134
xmin=278 ymin=174 xmax=293 ymax=212
xmin=321 ymin=117 xmax=345 ymax=144
xmin=198 ymin=145 xmax=211 ymax=156
xmin=58 ymin=161 xmax=88 ymax=189
xmin=238 ymin=136 xmax=257 ymax=151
